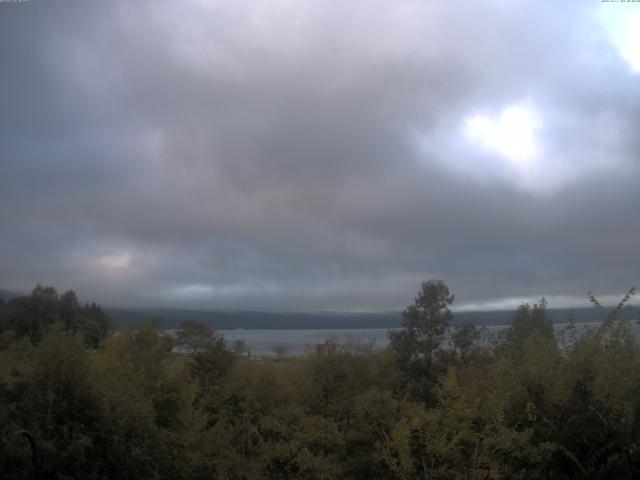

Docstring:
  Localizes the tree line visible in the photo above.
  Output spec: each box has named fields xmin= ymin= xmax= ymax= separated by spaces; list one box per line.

xmin=1 ymin=281 xmax=639 ymax=479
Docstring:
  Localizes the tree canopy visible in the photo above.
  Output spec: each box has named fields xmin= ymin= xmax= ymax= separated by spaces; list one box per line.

xmin=2 ymin=281 xmax=639 ymax=479
xmin=0 ymin=285 xmax=109 ymax=348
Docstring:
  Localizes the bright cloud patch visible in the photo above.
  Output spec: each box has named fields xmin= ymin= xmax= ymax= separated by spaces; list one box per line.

xmin=464 ymin=104 xmax=541 ymax=164
xmin=95 ymin=253 xmax=132 ymax=270
xmin=601 ymin=8 xmax=640 ymax=73
xmin=167 ymin=283 xmax=279 ymax=300
xmin=621 ymin=14 xmax=640 ymax=72
xmin=172 ymin=284 xmax=214 ymax=298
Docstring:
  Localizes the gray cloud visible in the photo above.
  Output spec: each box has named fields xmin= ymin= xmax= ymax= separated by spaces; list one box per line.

xmin=1 ymin=0 xmax=639 ymax=311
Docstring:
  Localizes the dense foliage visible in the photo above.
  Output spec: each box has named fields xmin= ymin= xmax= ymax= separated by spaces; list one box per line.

xmin=0 ymin=285 xmax=109 ymax=349
xmin=1 ymin=282 xmax=639 ymax=479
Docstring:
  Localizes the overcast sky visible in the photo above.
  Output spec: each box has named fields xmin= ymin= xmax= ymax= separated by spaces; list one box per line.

xmin=1 ymin=0 xmax=639 ymax=312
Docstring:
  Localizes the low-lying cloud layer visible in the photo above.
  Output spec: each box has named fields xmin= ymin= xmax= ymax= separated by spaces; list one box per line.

xmin=1 ymin=0 xmax=639 ymax=311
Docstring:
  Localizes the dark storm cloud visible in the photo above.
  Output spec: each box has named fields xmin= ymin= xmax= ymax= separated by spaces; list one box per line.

xmin=1 ymin=0 xmax=638 ymax=310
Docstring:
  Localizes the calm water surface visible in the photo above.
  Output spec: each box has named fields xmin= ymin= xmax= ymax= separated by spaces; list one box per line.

xmin=211 ymin=321 xmax=640 ymax=357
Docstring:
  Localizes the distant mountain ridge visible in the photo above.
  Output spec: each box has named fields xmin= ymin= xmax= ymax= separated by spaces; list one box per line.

xmin=105 ymin=306 xmax=612 ymax=330
xmin=0 ymin=289 xmax=22 ymax=301
xmin=0 ymin=287 xmax=623 ymax=329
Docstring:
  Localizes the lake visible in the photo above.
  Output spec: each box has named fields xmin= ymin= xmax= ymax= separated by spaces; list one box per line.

xmin=211 ymin=320 xmax=640 ymax=357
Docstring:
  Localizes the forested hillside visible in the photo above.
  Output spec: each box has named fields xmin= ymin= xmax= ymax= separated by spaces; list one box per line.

xmin=1 ymin=282 xmax=639 ymax=479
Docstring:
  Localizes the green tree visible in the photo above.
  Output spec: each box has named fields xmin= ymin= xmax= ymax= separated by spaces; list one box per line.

xmin=0 ymin=286 xmax=109 ymax=348
xmin=0 ymin=324 xmax=155 ymax=479
xmin=76 ymin=302 xmax=109 ymax=348
xmin=502 ymin=298 xmax=553 ymax=349
xmin=175 ymin=319 xmax=216 ymax=354
xmin=191 ymin=335 xmax=236 ymax=394
xmin=450 ymin=322 xmax=481 ymax=361
xmin=95 ymin=324 xmax=198 ymax=479
xmin=388 ymin=280 xmax=454 ymax=403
